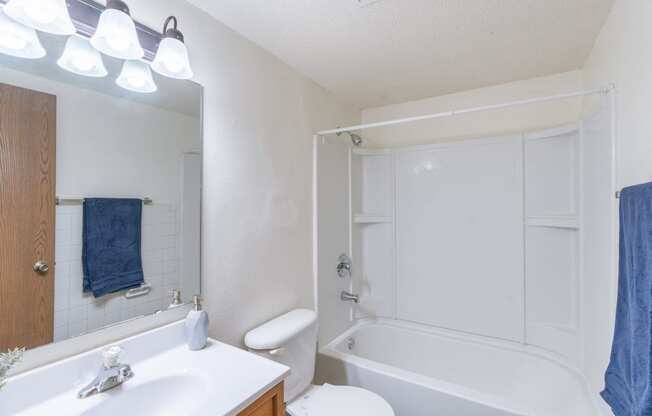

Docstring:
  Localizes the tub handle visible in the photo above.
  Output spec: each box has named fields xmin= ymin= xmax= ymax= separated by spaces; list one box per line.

xmin=337 ymin=254 xmax=352 ymax=278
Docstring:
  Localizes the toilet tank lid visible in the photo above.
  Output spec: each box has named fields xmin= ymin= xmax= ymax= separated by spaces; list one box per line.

xmin=245 ymin=309 xmax=317 ymax=350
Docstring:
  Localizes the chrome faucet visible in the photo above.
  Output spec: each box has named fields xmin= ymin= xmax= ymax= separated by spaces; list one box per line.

xmin=341 ymin=291 xmax=360 ymax=303
xmin=78 ymin=346 xmax=133 ymax=399
xmin=336 ymin=254 xmax=352 ymax=278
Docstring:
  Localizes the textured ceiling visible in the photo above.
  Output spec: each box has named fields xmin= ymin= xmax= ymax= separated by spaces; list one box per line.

xmin=187 ymin=0 xmax=614 ymax=109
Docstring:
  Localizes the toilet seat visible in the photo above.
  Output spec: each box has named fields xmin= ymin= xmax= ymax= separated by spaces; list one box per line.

xmin=286 ymin=384 xmax=394 ymax=416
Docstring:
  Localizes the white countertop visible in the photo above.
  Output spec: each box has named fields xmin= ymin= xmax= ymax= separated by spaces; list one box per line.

xmin=0 ymin=321 xmax=290 ymax=416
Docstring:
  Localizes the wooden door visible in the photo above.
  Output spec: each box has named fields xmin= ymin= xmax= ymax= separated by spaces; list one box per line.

xmin=0 ymin=83 xmax=56 ymax=351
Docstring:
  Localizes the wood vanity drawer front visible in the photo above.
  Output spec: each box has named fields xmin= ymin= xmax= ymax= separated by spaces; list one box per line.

xmin=238 ymin=382 xmax=285 ymax=416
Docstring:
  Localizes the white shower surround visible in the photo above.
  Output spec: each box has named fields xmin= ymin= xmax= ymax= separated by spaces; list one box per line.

xmin=392 ymin=135 xmax=525 ymax=342
xmin=349 ymin=125 xmax=589 ymax=356
xmin=314 ymin=93 xmax=616 ymax=414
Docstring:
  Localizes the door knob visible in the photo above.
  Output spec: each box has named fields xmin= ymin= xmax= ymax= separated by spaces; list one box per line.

xmin=33 ymin=260 xmax=49 ymax=274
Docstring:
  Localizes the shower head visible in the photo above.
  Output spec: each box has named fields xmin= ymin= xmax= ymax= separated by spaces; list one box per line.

xmin=336 ymin=131 xmax=363 ymax=147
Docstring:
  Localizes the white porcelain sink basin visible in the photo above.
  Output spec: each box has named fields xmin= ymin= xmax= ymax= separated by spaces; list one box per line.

xmin=79 ymin=375 xmax=209 ymax=416
xmin=0 ymin=322 xmax=289 ymax=416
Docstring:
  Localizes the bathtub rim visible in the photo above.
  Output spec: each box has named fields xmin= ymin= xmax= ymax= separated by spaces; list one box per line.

xmin=318 ymin=317 xmax=603 ymax=415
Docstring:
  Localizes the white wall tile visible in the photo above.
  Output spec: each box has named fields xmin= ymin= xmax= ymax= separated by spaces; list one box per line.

xmin=68 ymin=320 xmax=88 ymax=338
xmin=105 ymin=311 xmax=122 ymax=326
xmin=54 ymin=203 xmax=181 ymax=341
xmin=86 ymin=302 xmax=107 ymax=330
xmin=55 ymin=226 xmax=71 ymax=248
xmin=163 ymin=259 xmax=178 ymax=275
xmin=54 ymin=308 xmax=68 ymax=328
xmin=54 ymin=262 xmax=70 ymax=312
xmin=55 ymin=212 xmax=72 ymax=231
xmin=53 ymin=325 xmax=68 ymax=342
xmin=68 ymin=305 xmax=87 ymax=324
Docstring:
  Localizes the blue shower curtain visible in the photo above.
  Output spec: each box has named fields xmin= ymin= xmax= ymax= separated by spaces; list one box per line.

xmin=602 ymin=182 xmax=652 ymax=416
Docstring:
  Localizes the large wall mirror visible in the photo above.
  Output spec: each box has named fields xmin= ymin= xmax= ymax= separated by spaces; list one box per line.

xmin=0 ymin=27 xmax=202 ymax=352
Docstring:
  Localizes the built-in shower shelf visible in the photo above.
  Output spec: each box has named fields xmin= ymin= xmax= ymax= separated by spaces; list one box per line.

xmin=353 ymin=214 xmax=393 ymax=224
xmin=526 ymin=216 xmax=579 ymax=229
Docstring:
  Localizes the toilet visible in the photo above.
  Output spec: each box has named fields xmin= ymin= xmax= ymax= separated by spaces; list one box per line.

xmin=244 ymin=309 xmax=394 ymax=416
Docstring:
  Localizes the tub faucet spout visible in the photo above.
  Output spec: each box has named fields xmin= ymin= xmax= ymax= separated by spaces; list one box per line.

xmin=341 ymin=291 xmax=360 ymax=304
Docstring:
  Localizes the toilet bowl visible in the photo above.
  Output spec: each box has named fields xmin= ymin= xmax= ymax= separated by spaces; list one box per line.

xmin=244 ymin=309 xmax=394 ymax=416
xmin=286 ymin=384 xmax=393 ymax=416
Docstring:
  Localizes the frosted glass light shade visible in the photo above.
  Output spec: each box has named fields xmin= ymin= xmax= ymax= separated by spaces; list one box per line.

xmin=116 ymin=60 xmax=157 ymax=93
xmin=152 ymin=37 xmax=193 ymax=79
xmin=57 ymin=36 xmax=107 ymax=78
xmin=0 ymin=9 xmax=45 ymax=59
xmin=90 ymin=8 xmax=143 ymax=60
xmin=4 ymin=0 xmax=75 ymax=35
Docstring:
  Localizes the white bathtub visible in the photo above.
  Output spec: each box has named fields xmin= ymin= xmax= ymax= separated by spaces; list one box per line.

xmin=315 ymin=319 xmax=600 ymax=416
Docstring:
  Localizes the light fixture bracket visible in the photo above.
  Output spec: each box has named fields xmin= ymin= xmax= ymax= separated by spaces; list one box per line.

xmin=106 ymin=0 xmax=130 ymax=15
xmin=162 ymin=16 xmax=184 ymax=43
xmin=0 ymin=0 xmax=163 ymax=61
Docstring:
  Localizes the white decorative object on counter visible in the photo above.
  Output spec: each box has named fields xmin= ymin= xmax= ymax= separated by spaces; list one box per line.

xmin=0 ymin=347 xmax=24 ymax=390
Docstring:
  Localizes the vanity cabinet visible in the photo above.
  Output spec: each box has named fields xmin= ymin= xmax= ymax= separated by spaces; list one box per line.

xmin=238 ymin=382 xmax=285 ymax=416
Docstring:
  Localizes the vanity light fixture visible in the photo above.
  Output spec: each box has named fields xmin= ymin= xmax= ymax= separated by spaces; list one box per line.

xmin=151 ymin=16 xmax=193 ymax=80
xmin=116 ymin=59 xmax=157 ymax=93
xmin=57 ymin=35 xmax=107 ymax=77
xmin=90 ymin=0 xmax=143 ymax=60
xmin=4 ymin=0 xmax=75 ymax=35
xmin=0 ymin=8 xmax=45 ymax=59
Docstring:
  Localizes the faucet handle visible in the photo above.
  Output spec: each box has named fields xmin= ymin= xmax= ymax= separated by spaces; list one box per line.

xmin=168 ymin=289 xmax=183 ymax=308
xmin=102 ymin=346 xmax=123 ymax=368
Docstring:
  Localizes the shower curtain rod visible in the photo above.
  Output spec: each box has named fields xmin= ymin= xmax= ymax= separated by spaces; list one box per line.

xmin=317 ymin=85 xmax=613 ymax=136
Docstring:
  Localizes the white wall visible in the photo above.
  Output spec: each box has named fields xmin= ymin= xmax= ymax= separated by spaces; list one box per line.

xmin=120 ymin=0 xmax=360 ymax=347
xmin=582 ymin=0 xmax=652 ymax=403
xmin=584 ymin=0 xmax=652 ymax=189
xmin=360 ymin=71 xmax=584 ymax=148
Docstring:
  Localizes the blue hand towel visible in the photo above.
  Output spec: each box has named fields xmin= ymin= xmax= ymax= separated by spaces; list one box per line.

xmin=602 ymin=182 xmax=652 ymax=415
xmin=82 ymin=198 xmax=144 ymax=298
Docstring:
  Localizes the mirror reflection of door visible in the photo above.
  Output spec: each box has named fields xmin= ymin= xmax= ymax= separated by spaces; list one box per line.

xmin=0 ymin=83 xmax=56 ymax=351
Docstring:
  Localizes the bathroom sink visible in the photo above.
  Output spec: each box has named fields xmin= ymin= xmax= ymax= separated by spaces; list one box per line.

xmin=0 ymin=322 xmax=290 ymax=416
xmin=79 ymin=375 xmax=209 ymax=416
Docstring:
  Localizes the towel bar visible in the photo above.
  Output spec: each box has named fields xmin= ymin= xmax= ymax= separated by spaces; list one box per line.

xmin=124 ymin=283 xmax=152 ymax=299
xmin=56 ymin=196 xmax=154 ymax=205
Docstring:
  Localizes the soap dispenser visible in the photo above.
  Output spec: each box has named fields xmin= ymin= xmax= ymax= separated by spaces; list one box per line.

xmin=185 ymin=295 xmax=208 ymax=350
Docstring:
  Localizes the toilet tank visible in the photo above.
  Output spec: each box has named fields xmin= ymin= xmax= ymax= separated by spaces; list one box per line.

xmin=244 ymin=309 xmax=318 ymax=402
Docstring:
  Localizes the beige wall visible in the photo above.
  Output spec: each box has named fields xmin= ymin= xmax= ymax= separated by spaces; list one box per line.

xmin=123 ymin=0 xmax=359 ymax=346
xmin=584 ymin=0 xmax=652 ymax=189
xmin=582 ymin=0 xmax=652 ymax=411
xmin=359 ymin=70 xmax=584 ymax=148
